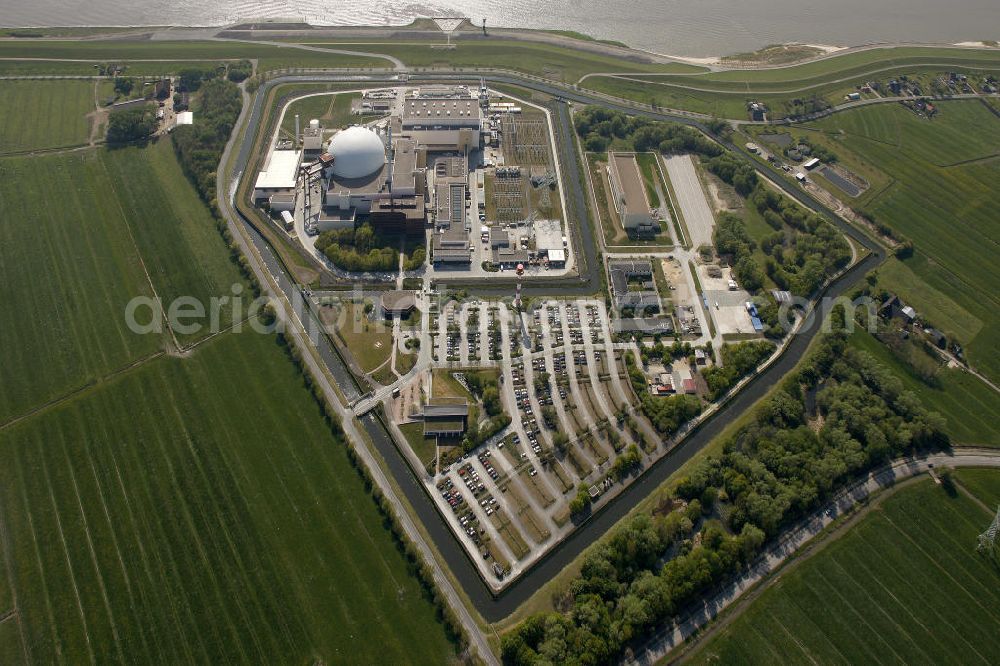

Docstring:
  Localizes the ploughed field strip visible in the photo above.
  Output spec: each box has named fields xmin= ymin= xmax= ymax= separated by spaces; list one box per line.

xmin=0 ymin=141 xmax=247 ymax=425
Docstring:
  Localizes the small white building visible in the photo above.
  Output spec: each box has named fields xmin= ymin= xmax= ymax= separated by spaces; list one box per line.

xmin=253 ymin=150 xmax=302 ymax=200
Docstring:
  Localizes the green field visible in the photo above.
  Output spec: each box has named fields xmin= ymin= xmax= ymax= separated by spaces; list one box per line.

xmin=0 ymin=330 xmax=456 ymax=664
xmin=0 ymin=133 xmax=456 ymax=662
xmin=279 ymin=92 xmax=369 ymax=135
xmin=955 ymin=468 xmax=1000 ymax=509
xmin=0 ymin=80 xmax=94 ymax=153
xmin=688 ymin=473 xmax=1000 ymax=665
xmin=848 ymin=328 xmax=1000 ymax=446
xmin=0 ymin=140 xmax=247 ymax=424
xmin=804 ymin=101 xmax=1000 ymax=382
xmin=0 ymin=151 xmax=160 ymax=423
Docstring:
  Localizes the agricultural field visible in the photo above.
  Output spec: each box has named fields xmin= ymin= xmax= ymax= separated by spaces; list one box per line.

xmin=955 ymin=468 xmax=1000 ymax=508
xmin=0 ymin=109 xmax=456 ymax=662
xmin=0 ymin=140 xmax=247 ymax=424
xmin=0 ymin=151 xmax=160 ymax=424
xmin=848 ymin=328 xmax=1000 ymax=447
xmin=99 ymin=141 xmax=248 ymax=345
xmin=804 ymin=100 xmax=1000 ymax=382
xmin=0 ymin=330 xmax=457 ymax=665
xmin=0 ymin=80 xmax=95 ymax=153
xmin=688 ymin=474 xmax=1000 ymax=665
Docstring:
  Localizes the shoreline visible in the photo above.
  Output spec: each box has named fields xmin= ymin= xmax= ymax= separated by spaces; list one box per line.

xmin=1 ymin=20 xmax=997 ymax=66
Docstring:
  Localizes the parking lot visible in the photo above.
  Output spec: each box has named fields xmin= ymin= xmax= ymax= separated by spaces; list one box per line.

xmin=412 ymin=298 xmax=671 ymax=586
xmin=698 ymin=264 xmax=760 ymax=337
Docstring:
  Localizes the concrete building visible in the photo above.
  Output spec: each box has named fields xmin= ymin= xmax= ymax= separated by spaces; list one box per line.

xmin=608 ymin=259 xmax=674 ymax=334
xmin=431 ymin=179 xmax=472 ymax=268
xmin=423 ymin=398 xmax=469 ymax=438
xmin=302 ymin=118 xmax=324 ymax=153
xmin=379 ymin=290 xmax=417 ymax=319
xmin=490 ymin=227 xmax=529 ymax=268
xmin=607 ymin=153 xmax=657 ymax=238
xmin=318 ymin=126 xmax=428 ymax=234
xmin=401 ymin=86 xmax=483 ymax=152
xmin=268 ymin=192 xmax=296 ymax=212
xmin=253 ymin=149 xmax=302 ymax=201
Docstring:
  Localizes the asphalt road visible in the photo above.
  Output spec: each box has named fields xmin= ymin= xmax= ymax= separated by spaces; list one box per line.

xmin=224 ymin=69 xmax=885 ymax=622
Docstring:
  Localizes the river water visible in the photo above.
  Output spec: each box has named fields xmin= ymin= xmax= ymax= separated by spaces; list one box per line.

xmin=4 ymin=0 xmax=998 ymax=57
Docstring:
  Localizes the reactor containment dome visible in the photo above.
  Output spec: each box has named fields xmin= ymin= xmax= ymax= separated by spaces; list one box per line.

xmin=327 ymin=126 xmax=387 ymax=179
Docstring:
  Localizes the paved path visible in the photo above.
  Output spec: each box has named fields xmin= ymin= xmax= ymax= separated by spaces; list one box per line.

xmin=662 ymin=154 xmax=715 ymax=250
xmin=628 ymin=449 xmax=1000 ymax=665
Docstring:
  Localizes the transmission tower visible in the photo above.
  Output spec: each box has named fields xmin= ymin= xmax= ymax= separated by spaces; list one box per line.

xmin=977 ymin=504 xmax=1000 ymax=553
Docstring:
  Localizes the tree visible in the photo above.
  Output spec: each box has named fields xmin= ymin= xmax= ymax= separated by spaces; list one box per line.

xmin=733 ymin=255 xmax=764 ymax=292
xmin=106 ymin=105 xmax=156 ymax=144
xmin=552 ymin=431 xmax=569 ymax=453
xmin=178 ymin=68 xmax=210 ymax=92
xmin=227 ymin=60 xmax=253 ymax=82
xmin=482 ymin=386 xmax=502 ymax=416
xmin=113 ymin=77 xmax=133 ymax=96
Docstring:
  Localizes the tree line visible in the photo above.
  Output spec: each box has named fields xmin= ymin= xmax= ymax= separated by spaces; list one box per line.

xmin=574 ymin=107 xmax=721 ymax=156
xmin=170 ymin=78 xmax=242 ymax=205
xmin=502 ymin=313 xmax=947 ymax=665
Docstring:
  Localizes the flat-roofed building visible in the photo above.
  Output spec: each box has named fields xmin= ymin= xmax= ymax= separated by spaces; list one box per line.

xmin=402 ymin=88 xmax=482 ymax=152
xmin=607 ymin=153 xmax=657 ymax=238
xmin=253 ymin=149 xmax=302 ymax=200
xmin=423 ymin=398 xmax=469 ymax=438
xmin=379 ymin=290 xmax=417 ymax=319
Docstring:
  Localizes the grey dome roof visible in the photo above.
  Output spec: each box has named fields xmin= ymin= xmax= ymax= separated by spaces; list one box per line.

xmin=327 ymin=126 xmax=386 ymax=179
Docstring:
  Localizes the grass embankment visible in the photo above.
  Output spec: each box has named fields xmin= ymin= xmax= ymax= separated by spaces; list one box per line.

xmin=688 ymin=474 xmax=1000 ymax=664
xmin=0 ymin=80 xmax=94 ymax=153
xmin=582 ymin=47 xmax=1000 ymax=117
xmin=805 ymin=100 xmax=1000 ymax=382
xmin=0 ymin=40 xmax=389 ymax=73
xmin=0 ymin=135 xmax=457 ymax=662
xmin=297 ymin=39 xmax=704 ymax=82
